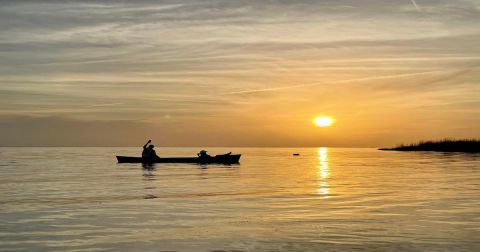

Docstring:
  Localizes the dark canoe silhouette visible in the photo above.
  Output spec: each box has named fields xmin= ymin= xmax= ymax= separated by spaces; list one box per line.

xmin=116 ymin=153 xmax=241 ymax=164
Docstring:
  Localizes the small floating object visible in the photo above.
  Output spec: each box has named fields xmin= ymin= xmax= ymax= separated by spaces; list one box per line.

xmin=143 ymin=194 xmax=157 ymax=199
xmin=293 ymin=153 xmax=300 ymax=156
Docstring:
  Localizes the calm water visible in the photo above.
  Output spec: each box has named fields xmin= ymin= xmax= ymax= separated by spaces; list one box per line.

xmin=1 ymin=147 xmax=479 ymax=252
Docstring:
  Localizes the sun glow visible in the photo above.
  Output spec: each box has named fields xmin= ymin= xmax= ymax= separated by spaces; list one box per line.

xmin=313 ymin=116 xmax=334 ymax=127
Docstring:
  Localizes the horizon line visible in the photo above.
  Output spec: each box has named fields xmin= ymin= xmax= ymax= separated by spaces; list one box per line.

xmin=0 ymin=146 xmax=380 ymax=148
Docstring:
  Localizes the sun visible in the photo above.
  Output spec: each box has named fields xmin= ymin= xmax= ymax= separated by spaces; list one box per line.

xmin=313 ymin=116 xmax=334 ymax=127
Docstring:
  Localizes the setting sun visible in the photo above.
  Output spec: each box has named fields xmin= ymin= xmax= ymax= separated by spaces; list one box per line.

xmin=313 ymin=116 xmax=335 ymax=127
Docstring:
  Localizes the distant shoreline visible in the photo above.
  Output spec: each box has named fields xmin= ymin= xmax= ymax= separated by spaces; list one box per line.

xmin=379 ymin=139 xmax=480 ymax=153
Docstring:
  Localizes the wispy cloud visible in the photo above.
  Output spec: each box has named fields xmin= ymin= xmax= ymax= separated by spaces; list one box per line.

xmin=224 ymin=70 xmax=448 ymax=95
xmin=87 ymin=102 xmax=124 ymax=108
xmin=410 ymin=0 xmax=421 ymax=11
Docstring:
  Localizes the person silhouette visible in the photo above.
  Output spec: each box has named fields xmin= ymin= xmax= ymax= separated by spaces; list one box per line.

xmin=142 ymin=140 xmax=159 ymax=162
xmin=197 ymin=150 xmax=210 ymax=159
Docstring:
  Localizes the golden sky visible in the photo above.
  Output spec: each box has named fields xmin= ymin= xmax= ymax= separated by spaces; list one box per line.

xmin=1 ymin=0 xmax=479 ymax=146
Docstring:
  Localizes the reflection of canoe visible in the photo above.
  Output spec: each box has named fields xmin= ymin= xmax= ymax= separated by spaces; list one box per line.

xmin=116 ymin=154 xmax=241 ymax=164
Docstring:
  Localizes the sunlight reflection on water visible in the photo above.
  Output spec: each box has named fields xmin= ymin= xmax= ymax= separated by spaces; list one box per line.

xmin=317 ymin=147 xmax=330 ymax=198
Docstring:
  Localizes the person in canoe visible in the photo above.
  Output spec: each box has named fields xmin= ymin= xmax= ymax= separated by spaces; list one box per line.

xmin=197 ymin=150 xmax=211 ymax=159
xmin=142 ymin=140 xmax=160 ymax=162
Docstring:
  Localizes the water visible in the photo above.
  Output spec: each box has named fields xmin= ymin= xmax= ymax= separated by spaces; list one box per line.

xmin=1 ymin=147 xmax=479 ymax=252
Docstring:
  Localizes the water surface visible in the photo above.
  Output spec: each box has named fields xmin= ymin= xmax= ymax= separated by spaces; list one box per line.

xmin=1 ymin=147 xmax=479 ymax=251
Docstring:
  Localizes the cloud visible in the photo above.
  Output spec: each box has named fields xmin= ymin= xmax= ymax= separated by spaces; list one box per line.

xmin=223 ymin=70 xmax=448 ymax=95
xmin=410 ymin=0 xmax=421 ymax=11
xmin=87 ymin=102 xmax=124 ymax=108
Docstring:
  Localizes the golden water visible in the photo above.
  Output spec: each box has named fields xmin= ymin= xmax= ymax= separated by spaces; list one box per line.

xmin=1 ymin=147 xmax=479 ymax=251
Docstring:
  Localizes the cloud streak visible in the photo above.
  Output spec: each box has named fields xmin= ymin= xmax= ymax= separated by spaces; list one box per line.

xmin=224 ymin=70 xmax=449 ymax=95
xmin=410 ymin=0 xmax=421 ymax=11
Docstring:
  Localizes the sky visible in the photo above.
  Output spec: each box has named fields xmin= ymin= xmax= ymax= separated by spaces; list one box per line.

xmin=1 ymin=0 xmax=479 ymax=147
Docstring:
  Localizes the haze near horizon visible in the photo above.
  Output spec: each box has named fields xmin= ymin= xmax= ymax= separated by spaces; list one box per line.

xmin=1 ymin=0 xmax=479 ymax=147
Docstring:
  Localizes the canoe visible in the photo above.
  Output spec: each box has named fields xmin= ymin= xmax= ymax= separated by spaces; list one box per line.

xmin=116 ymin=154 xmax=241 ymax=164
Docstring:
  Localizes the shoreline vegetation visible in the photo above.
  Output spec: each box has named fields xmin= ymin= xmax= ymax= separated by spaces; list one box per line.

xmin=379 ymin=139 xmax=480 ymax=153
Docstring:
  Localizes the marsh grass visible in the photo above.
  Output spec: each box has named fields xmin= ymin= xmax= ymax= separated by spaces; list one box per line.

xmin=380 ymin=139 xmax=480 ymax=153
